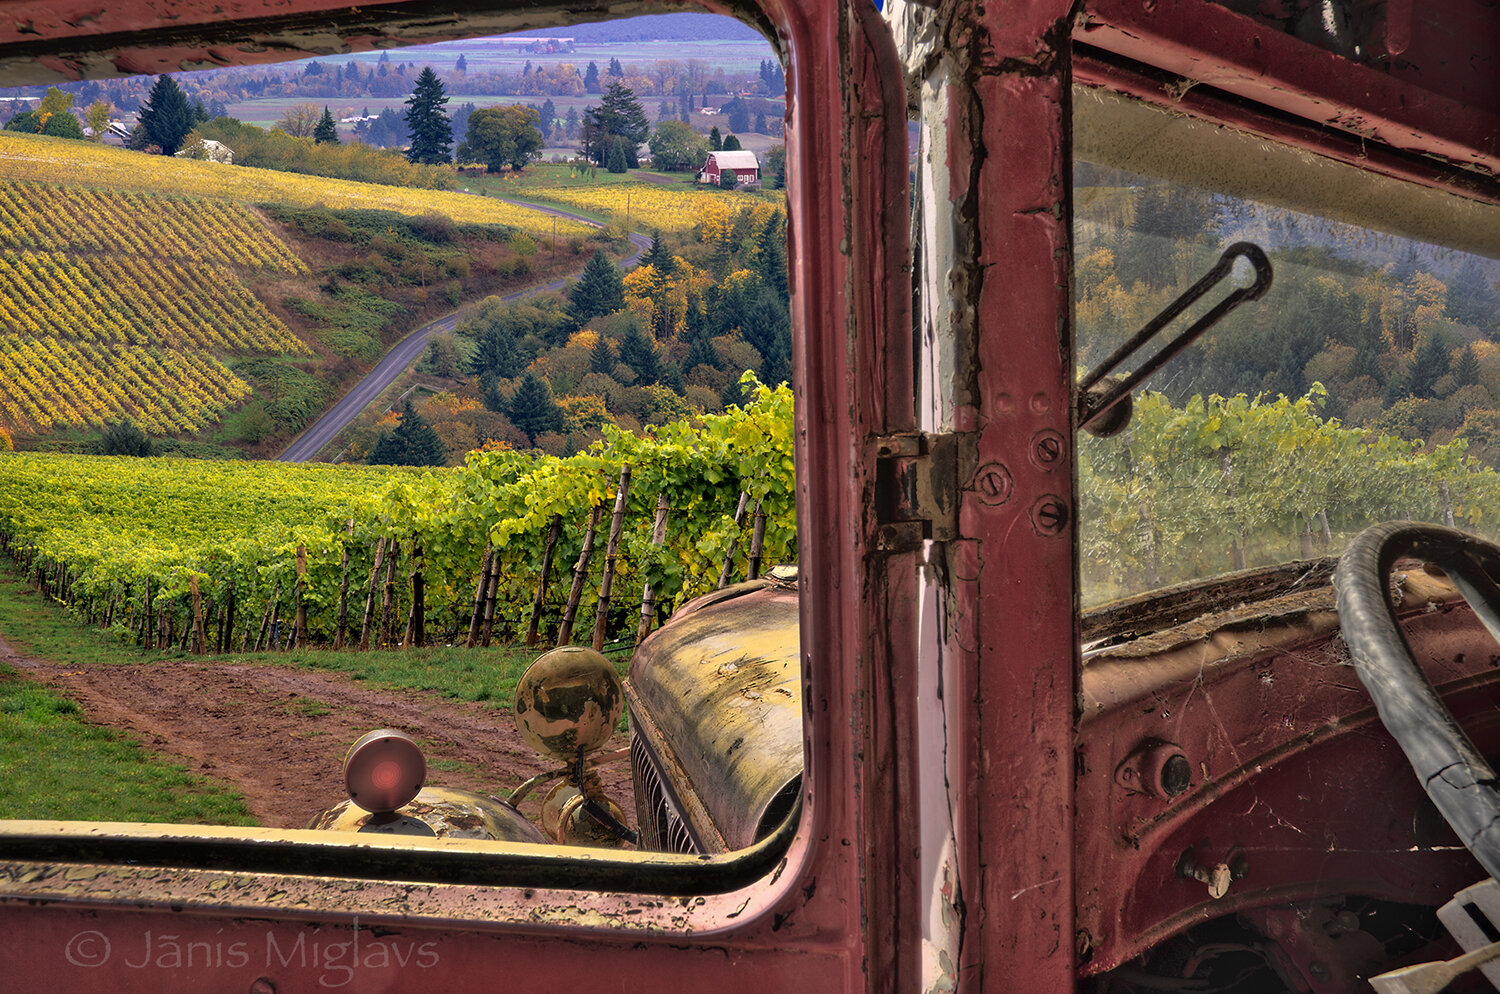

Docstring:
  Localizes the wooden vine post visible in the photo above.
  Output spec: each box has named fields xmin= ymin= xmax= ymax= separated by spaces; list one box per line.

xmin=717 ymin=492 xmax=751 ymax=589
xmin=479 ymin=550 xmax=503 ymax=647
xmin=332 ymin=519 xmax=354 ymax=649
xmin=525 ymin=514 xmax=564 ymax=646
xmin=466 ymin=544 xmax=494 ymax=648
xmin=359 ymin=536 xmax=387 ymax=651
xmin=379 ymin=541 xmax=401 ymax=649
xmin=591 ymin=464 xmax=633 ymax=652
xmin=190 ymin=575 xmax=206 ymax=655
xmin=636 ymin=493 xmax=672 ymax=645
xmin=221 ymin=580 xmax=236 ymax=654
xmin=747 ymin=499 xmax=767 ymax=581
xmin=142 ymin=577 xmax=154 ymax=650
xmin=256 ymin=584 xmax=279 ymax=652
xmin=404 ymin=540 xmax=425 ymax=649
xmin=292 ymin=545 xmax=308 ymax=650
xmin=558 ymin=505 xmax=604 ymax=647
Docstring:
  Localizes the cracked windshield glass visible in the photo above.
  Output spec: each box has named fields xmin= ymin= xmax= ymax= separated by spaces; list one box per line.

xmin=1076 ymin=107 xmax=1500 ymax=609
xmin=0 ymin=11 xmax=799 ymax=856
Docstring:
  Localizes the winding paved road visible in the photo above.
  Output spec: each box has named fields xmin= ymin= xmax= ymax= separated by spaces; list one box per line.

xmin=279 ymin=202 xmax=650 ymax=463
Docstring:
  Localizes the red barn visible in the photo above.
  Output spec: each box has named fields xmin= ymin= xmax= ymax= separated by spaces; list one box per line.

xmin=698 ymin=150 xmax=760 ymax=187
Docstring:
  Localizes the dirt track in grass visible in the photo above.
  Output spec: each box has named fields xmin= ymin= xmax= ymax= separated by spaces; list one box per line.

xmin=0 ymin=636 xmax=632 ymax=833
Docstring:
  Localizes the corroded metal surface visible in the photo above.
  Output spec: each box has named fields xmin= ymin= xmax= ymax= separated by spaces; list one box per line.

xmin=1074 ymin=567 xmax=1500 ymax=974
xmin=309 ymin=786 xmax=548 ymax=844
xmin=627 ymin=576 xmax=802 ymax=853
xmin=513 ymin=646 xmax=623 ymax=763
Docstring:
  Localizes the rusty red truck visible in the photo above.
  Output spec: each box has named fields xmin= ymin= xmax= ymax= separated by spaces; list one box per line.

xmin=7 ymin=1 xmax=1500 ymax=992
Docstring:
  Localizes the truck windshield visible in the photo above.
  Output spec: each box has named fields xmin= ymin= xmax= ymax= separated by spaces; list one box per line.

xmin=1075 ymin=98 xmax=1500 ymax=607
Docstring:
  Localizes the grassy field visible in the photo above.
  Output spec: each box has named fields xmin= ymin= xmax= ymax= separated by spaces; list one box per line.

xmin=0 ymin=571 xmax=257 ymax=823
xmin=0 ymin=554 xmax=625 ymax=713
xmin=522 ymin=180 xmax=781 ymax=234
xmin=0 ymin=131 xmax=592 ymax=237
xmin=0 ymin=551 xmax=633 ymax=823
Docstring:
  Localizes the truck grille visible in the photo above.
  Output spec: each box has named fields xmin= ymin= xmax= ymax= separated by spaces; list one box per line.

xmin=631 ymin=731 xmax=700 ymax=854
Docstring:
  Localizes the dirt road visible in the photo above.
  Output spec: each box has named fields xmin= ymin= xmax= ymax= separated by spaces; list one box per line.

xmin=0 ymin=637 xmax=632 ymax=831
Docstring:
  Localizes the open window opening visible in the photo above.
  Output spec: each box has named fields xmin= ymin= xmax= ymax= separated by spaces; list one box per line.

xmin=0 ymin=5 xmax=814 ymax=916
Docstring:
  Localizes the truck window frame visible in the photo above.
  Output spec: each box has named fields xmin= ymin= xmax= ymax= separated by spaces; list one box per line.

xmin=0 ymin=0 xmax=916 ymax=942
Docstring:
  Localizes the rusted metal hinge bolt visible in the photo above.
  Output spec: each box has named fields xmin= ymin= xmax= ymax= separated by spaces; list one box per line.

xmin=1031 ymin=430 xmax=1065 ymax=470
xmin=974 ymin=462 xmax=1013 ymax=506
xmin=1031 ymin=496 xmax=1069 ymax=536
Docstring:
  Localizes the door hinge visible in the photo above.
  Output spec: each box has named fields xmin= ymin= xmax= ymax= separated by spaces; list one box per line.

xmin=874 ymin=432 xmax=958 ymax=552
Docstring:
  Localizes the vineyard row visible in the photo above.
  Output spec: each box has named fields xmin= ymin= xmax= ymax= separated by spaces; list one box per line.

xmin=0 ymin=178 xmax=308 ymax=273
xmin=0 ymin=381 xmax=798 ymax=654
xmin=0 ymin=249 xmax=306 ymax=355
xmin=13 ymin=383 xmax=1494 ymax=651
xmin=0 ymin=335 xmax=251 ymax=434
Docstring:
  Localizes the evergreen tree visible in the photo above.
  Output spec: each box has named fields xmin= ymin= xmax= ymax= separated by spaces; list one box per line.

xmin=754 ymin=111 xmax=766 ymax=133
xmin=642 ymin=230 xmax=677 ymax=275
xmin=313 ymin=106 xmax=339 ymax=144
xmin=365 ymin=107 xmax=408 ymax=148
xmin=1409 ymin=330 xmax=1451 ymax=398
xmin=1446 ymin=257 xmax=1500 ymax=331
xmin=727 ymin=100 xmax=751 ymax=134
xmin=403 ymin=67 xmax=453 ymax=164
xmin=508 ymin=372 xmax=564 ymax=442
xmin=619 ymin=323 xmax=661 ymax=384
xmin=584 ymin=61 xmax=601 ymax=93
xmin=564 ymin=107 xmax=581 ymax=139
xmin=482 ymin=379 xmax=508 ymax=415
xmin=370 ymin=400 xmax=446 ymax=466
xmin=101 ymin=420 xmax=152 ymax=457
xmin=585 ymin=81 xmax=650 ymax=167
xmin=3 ymin=111 xmax=39 ymax=133
xmin=608 ymin=57 xmax=624 ymax=78
xmin=742 ymin=287 xmax=792 ymax=386
xmin=138 ymin=75 xmax=194 ymax=154
xmin=590 ymin=332 xmax=616 ymax=373
xmin=606 ymin=135 xmax=629 ymax=173
xmin=1454 ymin=343 xmax=1482 ymax=387
xmin=722 ymin=133 xmax=742 ymax=151
xmin=471 ymin=321 xmax=522 ymax=379
xmin=685 ymin=334 xmax=719 ymax=372
xmin=539 ymin=98 xmax=556 ymax=139
xmin=567 ymin=250 xmax=626 ymax=326
xmin=721 ymin=374 xmax=749 ymax=408
xmin=1392 ymin=244 xmax=1424 ymax=285
xmin=455 ymin=54 xmax=468 ymax=73
xmin=752 ymin=213 xmax=788 ymax=300
xmin=578 ymin=115 xmax=602 ymax=165
xmin=765 ymin=145 xmax=787 ymax=190
xmin=40 ymin=113 xmax=83 ymax=139
xmin=660 ymin=361 xmax=686 ymax=395
xmin=709 ymin=126 xmax=722 ymax=151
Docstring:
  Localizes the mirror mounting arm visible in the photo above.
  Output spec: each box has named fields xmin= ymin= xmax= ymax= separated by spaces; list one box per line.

xmin=1077 ymin=241 xmax=1273 ymax=436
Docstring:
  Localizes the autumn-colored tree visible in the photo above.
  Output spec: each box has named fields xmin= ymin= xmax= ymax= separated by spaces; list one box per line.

xmin=84 ymin=100 xmax=111 ymax=141
xmin=33 ymin=87 xmax=74 ymax=132
xmin=275 ymin=103 xmax=320 ymax=138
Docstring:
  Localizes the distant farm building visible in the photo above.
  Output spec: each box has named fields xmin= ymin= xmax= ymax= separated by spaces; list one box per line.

xmin=174 ymin=138 xmax=234 ymax=164
xmin=699 ymin=150 xmax=760 ymax=188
